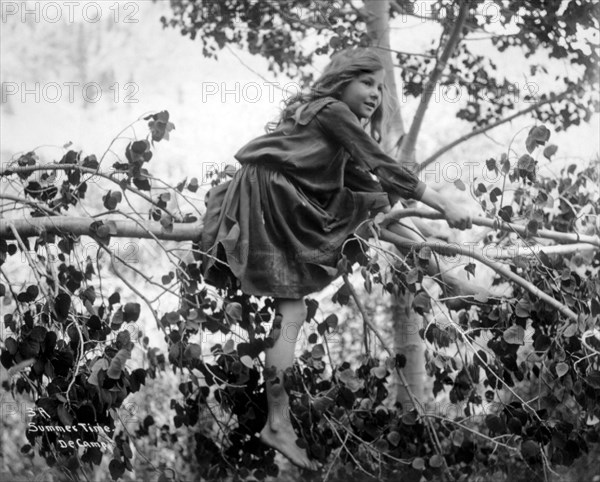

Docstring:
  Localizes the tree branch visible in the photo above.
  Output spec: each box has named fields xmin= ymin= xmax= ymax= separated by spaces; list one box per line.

xmin=381 ymin=207 xmax=600 ymax=247
xmin=0 ymin=216 xmax=203 ymax=242
xmin=379 ymin=228 xmax=579 ymax=322
xmin=399 ymin=0 xmax=469 ymax=162
xmin=418 ymin=88 xmax=574 ymax=171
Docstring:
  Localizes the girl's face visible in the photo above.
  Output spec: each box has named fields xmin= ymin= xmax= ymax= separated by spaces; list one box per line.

xmin=340 ymin=69 xmax=385 ymax=120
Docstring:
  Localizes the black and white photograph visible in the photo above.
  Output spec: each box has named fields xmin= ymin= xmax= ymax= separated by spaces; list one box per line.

xmin=1 ymin=1 xmax=599 ymax=481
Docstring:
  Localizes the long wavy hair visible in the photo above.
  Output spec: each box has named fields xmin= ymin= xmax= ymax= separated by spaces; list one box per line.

xmin=270 ymin=48 xmax=390 ymax=142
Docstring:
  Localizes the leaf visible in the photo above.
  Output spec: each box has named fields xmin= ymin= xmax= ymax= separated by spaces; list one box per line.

xmin=489 ymin=187 xmax=502 ymax=203
xmin=387 ymin=431 xmax=401 ymax=446
xmin=324 ymin=314 xmax=338 ymax=331
xmin=485 ymin=414 xmax=506 ymax=433
xmin=543 ymin=144 xmax=558 ymax=160
xmin=406 ymin=268 xmax=419 ymax=285
xmin=555 ymin=362 xmax=569 ymax=378
xmin=562 ymin=323 xmax=577 ymax=338
xmin=109 ymin=459 xmax=126 ymax=481
xmin=54 ymin=293 xmax=71 ymax=322
xmin=123 ymin=303 xmax=141 ymax=322
xmin=60 ymin=150 xmax=79 ymax=165
xmin=485 ymin=158 xmax=497 ymax=172
xmin=133 ymin=175 xmax=151 ymax=191
xmin=585 ymin=371 xmax=600 ymax=389
xmin=503 ymin=325 xmax=525 ymax=345
xmin=412 ymin=457 xmax=425 ymax=470
xmin=521 ymin=440 xmax=539 ymax=459
xmin=527 ymin=219 xmax=539 ymax=236
xmin=305 ymin=298 xmax=318 ymax=321
xmin=160 ymin=215 xmax=173 ymax=233
xmin=240 ymin=355 xmax=254 ymax=369
xmin=515 ymin=298 xmax=531 ymax=318
xmin=454 ymin=179 xmax=466 ymax=191
xmin=329 ymin=35 xmax=341 ymax=48
xmin=183 ymin=343 xmax=202 ymax=360
xmin=82 ymin=155 xmax=99 ymax=169
xmin=102 ymin=190 xmax=122 ymax=211
xmin=526 ymin=125 xmax=551 ymax=153
xmin=116 ymin=330 xmax=130 ymax=348
xmin=224 ymin=302 xmax=242 ymax=324
xmin=412 ymin=291 xmax=431 ymax=314
xmin=512 ymin=255 xmax=530 ymax=270
xmin=498 ymin=205 xmax=513 ymax=222
xmin=338 ymin=369 xmax=364 ymax=392
xmin=518 ymin=154 xmax=536 ymax=172
xmin=187 ymin=177 xmax=199 ymax=193
xmin=147 ymin=111 xmax=175 ymax=142
xmin=57 ymin=404 xmax=74 ymax=426
xmin=108 ymin=292 xmax=120 ymax=305
xmin=311 ymin=344 xmax=325 ymax=359
xmin=111 ymin=308 xmax=124 ymax=329
xmin=223 ymin=339 xmax=235 ymax=354
xmin=88 ymin=358 xmax=109 ymax=386
xmin=429 ymin=454 xmax=444 ymax=468
xmin=402 ymin=411 xmax=417 ymax=425
xmin=464 ymin=263 xmax=476 ymax=278
xmin=525 ymin=135 xmax=537 ymax=154
xmin=450 ymin=429 xmax=464 ymax=447
xmin=370 ymin=366 xmax=387 ymax=379
xmin=107 ymin=349 xmax=131 ymax=379
xmin=533 ymin=334 xmax=551 ymax=351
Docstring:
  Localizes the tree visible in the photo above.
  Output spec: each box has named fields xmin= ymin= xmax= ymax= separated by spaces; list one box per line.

xmin=2 ymin=1 xmax=600 ymax=481
xmin=160 ymin=0 xmax=599 ymax=406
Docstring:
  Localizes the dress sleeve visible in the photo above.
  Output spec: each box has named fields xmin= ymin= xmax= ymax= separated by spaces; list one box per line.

xmin=315 ymin=100 xmax=426 ymax=201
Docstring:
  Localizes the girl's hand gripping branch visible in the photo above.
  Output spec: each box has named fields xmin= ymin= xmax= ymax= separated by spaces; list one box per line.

xmin=419 ymin=186 xmax=473 ymax=230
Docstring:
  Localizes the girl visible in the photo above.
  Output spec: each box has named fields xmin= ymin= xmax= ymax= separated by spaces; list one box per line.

xmin=200 ymin=48 xmax=473 ymax=470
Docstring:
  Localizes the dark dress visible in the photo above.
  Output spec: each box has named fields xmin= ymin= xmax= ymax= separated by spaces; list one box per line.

xmin=200 ymin=96 xmax=426 ymax=299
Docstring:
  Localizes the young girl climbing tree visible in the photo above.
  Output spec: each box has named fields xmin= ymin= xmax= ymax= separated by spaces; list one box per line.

xmin=200 ymin=48 xmax=476 ymax=470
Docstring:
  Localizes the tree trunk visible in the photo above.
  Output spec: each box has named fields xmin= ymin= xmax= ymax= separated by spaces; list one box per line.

xmin=364 ymin=0 xmax=425 ymax=405
xmin=364 ymin=0 xmax=404 ymax=154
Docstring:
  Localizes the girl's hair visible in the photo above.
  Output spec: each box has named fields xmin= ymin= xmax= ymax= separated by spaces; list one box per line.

xmin=271 ymin=48 xmax=390 ymax=141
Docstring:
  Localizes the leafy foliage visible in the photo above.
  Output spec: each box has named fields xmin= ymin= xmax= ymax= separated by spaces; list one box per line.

xmin=1 ymin=113 xmax=598 ymax=481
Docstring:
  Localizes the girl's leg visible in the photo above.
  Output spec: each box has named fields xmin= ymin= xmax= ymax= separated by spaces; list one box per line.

xmin=259 ymin=298 xmax=320 ymax=470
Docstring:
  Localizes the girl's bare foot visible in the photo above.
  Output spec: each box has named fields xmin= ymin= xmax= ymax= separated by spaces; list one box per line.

xmin=259 ymin=419 xmax=321 ymax=471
